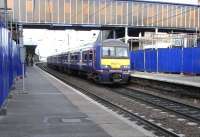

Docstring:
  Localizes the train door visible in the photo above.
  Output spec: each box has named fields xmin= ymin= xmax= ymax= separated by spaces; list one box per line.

xmin=89 ymin=50 xmax=93 ymax=72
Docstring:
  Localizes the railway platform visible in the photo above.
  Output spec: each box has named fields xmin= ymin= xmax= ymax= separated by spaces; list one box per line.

xmin=0 ymin=66 xmax=155 ymax=137
xmin=131 ymin=71 xmax=200 ymax=88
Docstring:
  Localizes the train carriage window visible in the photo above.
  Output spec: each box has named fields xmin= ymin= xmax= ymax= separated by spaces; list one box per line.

xmin=89 ymin=50 xmax=93 ymax=60
xmin=82 ymin=51 xmax=88 ymax=61
xmin=65 ymin=55 xmax=68 ymax=62
xmin=89 ymin=53 xmax=93 ymax=60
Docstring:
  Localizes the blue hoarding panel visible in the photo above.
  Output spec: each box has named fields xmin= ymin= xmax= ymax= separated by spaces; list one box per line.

xmin=192 ymin=48 xmax=200 ymax=74
xmin=132 ymin=47 xmax=200 ymax=74
xmin=130 ymin=50 xmax=145 ymax=71
xmin=158 ymin=48 xmax=169 ymax=72
xmin=183 ymin=48 xmax=193 ymax=73
xmin=168 ymin=48 xmax=182 ymax=73
xmin=145 ymin=49 xmax=157 ymax=72
xmin=0 ymin=21 xmax=21 ymax=107
xmin=183 ymin=48 xmax=200 ymax=74
xmin=158 ymin=48 xmax=182 ymax=73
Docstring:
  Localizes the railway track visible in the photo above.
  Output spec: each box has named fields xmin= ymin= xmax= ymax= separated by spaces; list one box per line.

xmin=112 ymin=87 xmax=200 ymax=124
xmin=37 ymin=63 xmax=181 ymax=137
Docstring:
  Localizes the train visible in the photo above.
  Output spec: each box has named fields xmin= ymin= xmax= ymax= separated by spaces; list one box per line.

xmin=47 ymin=39 xmax=131 ymax=84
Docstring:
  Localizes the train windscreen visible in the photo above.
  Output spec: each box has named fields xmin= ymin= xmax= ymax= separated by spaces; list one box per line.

xmin=102 ymin=47 xmax=128 ymax=58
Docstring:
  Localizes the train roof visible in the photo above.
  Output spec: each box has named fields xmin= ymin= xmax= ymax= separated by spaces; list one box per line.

xmin=48 ymin=39 xmax=128 ymax=57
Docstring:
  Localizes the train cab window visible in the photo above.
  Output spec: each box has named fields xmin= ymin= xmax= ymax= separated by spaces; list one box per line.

xmin=116 ymin=47 xmax=128 ymax=57
xmin=102 ymin=46 xmax=128 ymax=58
xmin=102 ymin=47 xmax=115 ymax=57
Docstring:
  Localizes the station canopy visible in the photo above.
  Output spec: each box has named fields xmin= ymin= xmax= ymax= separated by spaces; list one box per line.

xmin=1 ymin=0 xmax=200 ymax=30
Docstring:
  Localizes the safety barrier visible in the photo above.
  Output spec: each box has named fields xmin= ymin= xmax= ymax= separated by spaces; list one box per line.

xmin=130 ymin=47 xmax=200 ymax=74
xmin=0 ymin=20 xmax=22 ymax=107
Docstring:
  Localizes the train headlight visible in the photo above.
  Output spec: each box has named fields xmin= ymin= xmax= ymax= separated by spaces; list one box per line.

xmin=121 ymin=65 xmax=130 ymax=70
xmin=101 ymin=65 xmax=110 ymax=71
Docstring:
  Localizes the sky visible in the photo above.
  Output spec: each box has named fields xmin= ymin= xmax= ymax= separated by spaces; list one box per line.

xmin=23 ymin=29 xmax=98 ymax=58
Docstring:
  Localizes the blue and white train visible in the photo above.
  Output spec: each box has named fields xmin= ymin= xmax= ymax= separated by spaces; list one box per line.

xmin=47 ymin=39 xmax=131 ymax=84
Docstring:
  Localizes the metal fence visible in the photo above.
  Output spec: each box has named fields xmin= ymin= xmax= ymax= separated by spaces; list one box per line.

xmin=130 ymin=47 xmax=200 ymax=74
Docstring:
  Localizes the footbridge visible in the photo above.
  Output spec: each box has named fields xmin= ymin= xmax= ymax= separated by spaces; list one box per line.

xmin=0 ymin=0 xmax=200 ymax=31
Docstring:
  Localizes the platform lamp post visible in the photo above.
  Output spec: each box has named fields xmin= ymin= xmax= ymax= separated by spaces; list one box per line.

xmin=18 ymin=24 xmax=26 ymax=93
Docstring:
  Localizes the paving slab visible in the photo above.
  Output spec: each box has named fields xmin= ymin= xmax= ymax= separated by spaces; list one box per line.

xmin=0 ymin=67 xmax=155 ymax=137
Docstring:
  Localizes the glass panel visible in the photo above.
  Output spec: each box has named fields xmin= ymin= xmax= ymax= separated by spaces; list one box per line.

xmin=127 ymin=2 xmax=132 ymax=25
xmin=76 ymin=0 xmax=82 ymax=23
xmin=191 ymin=7 xmax=196 ymax=28
xmin=82 ymin=0 xmax=89 ymax=24
xmin=111 ymin=1 xmax=117 ymax=25
xmin=181 ymin=6 xmax=186 ymax=28
xmin=64 ymin=0 xmax=70 ymax=24
xmin=162 ymin=5 xmax=168 ymax=27
xmin=147 ymin=4 xmax=154 ymax=26
xmin=7 ymin=0 xmax=14 ymax=9
xmin=152 ymin=4 xmax=157 ymax=27
xmin=18 ymin=0 xmax=25 ymax=22
xmin=53 ymin=0 xmax=59 ymax=23
xmin=89 ymin=0 xmax=95 ymax=24
xmin=102 ymin=47 xmax=115 ymax=57
xmin=195 ymin=7 xmax=199 ymax=29
xmin=116 ymin=47 xmax=128 ymax=57
xmin=59 ymin=0 xmax=64 ymax=23
xmin=132 ymin=3 xmax=138 ymax=26
xmin=13 ymin=0 xmax=20 ymax=22
xmin=198 ymin=8 xmax=200 ymax=29
xmin=171 ymin=5 xmax=177 ymax=28
xmin=102 ymin=47 xmax=128 ymax=58
xmin=143 ymin=3 xmax=148 ymax=26
xmin=105 ymin=0 xmax=112 ymax=24
xmin=122 ymin=2 xmax=127 ymax=25
xmin=71 ymin=0 xmax=76 ymax=23
xmin=45 ymin=0 xmax=53 ymax=23
xmin=99 ymin=0 xmax=106 ymax=24
xmin=94 ymin=0 xmax=100 ymax=24
xmin=176 ymin=6 xmax=182 ymax=28
xmin=157 ymin=4 xmax=162 ymax=27
xmin=185 ymin=7 xmax=190 ymax=28
xmin=0 ymin=0 xmax=5 ymax=8
xmin=116 ymin=1 xmax=123 ymax=24
xmin=39 ymin=0 xmax=45 ymax=23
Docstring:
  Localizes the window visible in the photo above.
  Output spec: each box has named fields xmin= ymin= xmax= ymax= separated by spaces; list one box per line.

xmin=82 ymin=51 xmax=88 ymax=61
xmin=102 ymin=47 xmax=115 ymax=57
xmin=116 ymin=47 xmax=128 ymax=57
xmin=102 ymin=46 xmax=128 ymax=58
xmin=89 ymin=54 xmax=93 ymax=60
